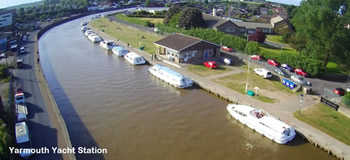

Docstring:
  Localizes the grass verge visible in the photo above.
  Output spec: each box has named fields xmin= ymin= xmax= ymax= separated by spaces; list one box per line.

xmin=188 ymin=64 xmax=232 ymax=77
xmin=116 ymin=14 xmax=164 ymax=26
xmin=326 ymin=61 xmax=349 ymax=74
xmin=259 ymin=43 xmax=298 ymax=55
xmin=90 ymin=18 xmax=163 ymax=54
xmin=294 ymin=103 xmax=350 ymax=145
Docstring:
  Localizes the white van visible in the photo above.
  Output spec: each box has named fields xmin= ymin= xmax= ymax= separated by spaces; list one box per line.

xmin=254 ymin=68 xmax=272 ymax=79
xmin=15 ymin=122 xmax=33 ymax=158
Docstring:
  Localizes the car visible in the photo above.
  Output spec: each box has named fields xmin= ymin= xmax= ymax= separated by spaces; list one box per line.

xmin=281 ymin=64 xmax=293 ymax=72
xmin=221 ymin=46 xmax=233 ymax=52
xmin=333 ymin=88 xmax=345 ymax=96
xmin=0 ymin=53 xmax=6 ymax=58
xmin=294 ymin=68 xmax=308 ymax=77
xmin=267 ymin=59 xmax=280 ymax=67
xmin=15 ymin=92 xmax=26 ymax=104
xmin=291 ymin=74 xmax=304 ymax=84
xmin=204 ymin=61 xmax=217 ymax=69
xmin=20 ymin=47 xmax=25 ymax=53
xmin=250 ymin=55 xmax=263 ymax=61
xmin=274 ymin=68 xmax=287 ymax=76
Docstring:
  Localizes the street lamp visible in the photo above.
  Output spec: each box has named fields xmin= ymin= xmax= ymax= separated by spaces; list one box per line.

xmin=245 ymin=58 xmax=251 ymax=93
xmin=298 ymin=94 xmax=304 ymax=115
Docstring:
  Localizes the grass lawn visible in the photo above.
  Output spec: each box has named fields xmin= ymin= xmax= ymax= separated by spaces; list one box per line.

xmin=326 ymin=61 xmax=349 ymax=74
xmin=259 ymin=45 xmax=298 ymax=55
xmin=90 ymin=18 xmax=163 ymax=54
xmin=266 ymin=35 xmax=288 ymax=45
xmin=213 ymin=68 xmax=298 ymax=103
xmin=116 ymin=14 xmax=163 ymax=26
xmin=188 ymin=64 xmax=232 ymax=77
xmin=294 ymin=103 xmax=350 ymax=145
xmin=139 ymin=17 xmax=164 ymax=24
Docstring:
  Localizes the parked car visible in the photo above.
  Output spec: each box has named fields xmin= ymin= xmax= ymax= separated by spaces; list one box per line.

xmin=333 ymin=88 xmax=345 ymax=96
xmin=254 ymin=68 xmax=272 ymax=79
xmin=15 ymin=92 xmax=25 ymax=104
xmin=20 ymin=47 xmax=25 ymax=53
xmin=204 ymin=61 xmax=217 ymax=69
xmin=250 ymin=55 xmax=263 ymax=61
xmin=0 ymin=53 xmax=7 ymax=58
xmin=267 ymin=59 xmax=280 ymax=67
xmin=281 ymin=64 xmax=293 ymax=72
xmin=221 ymin=46 xmax=232 ymax=52
xmin=294 ymin=68 xmax=308 ymax=77
xmin=274 ymin=68 xmax=287 ymax=76
xmin=291 ymin=74 xmax=304 ymax=84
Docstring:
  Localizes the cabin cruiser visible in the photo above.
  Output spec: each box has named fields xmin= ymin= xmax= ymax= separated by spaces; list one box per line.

xmin=99 ymin=40 xmax=115 ymax=50
xmin=84 ymin=30 xmax=94 ymax=36
xmin=81 ymin=26 xmax=89 ymax=32
xmin=149 ymin=64 xmax=193 ymax=88
xmin=112 ymin=46 xmax=129 ymax=56
xmin=226 ymin=104 xmax=296 ymax=144
xmin=88 ymin=35 xmax=102 ymax=43
xmin=124 ymin=52 xmax=146 ymax=65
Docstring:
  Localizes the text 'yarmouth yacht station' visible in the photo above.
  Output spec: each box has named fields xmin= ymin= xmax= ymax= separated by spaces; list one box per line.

xmin=9 ymin=147 xmax=108 ymax=154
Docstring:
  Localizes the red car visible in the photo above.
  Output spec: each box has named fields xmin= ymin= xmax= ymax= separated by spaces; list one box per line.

xmin=294 ymin=68 xmax=308 ymax=76
xmin=250 ymin=55 xmax=262 ymax=61
xmin=204 ymin=61 xmax=217 ymax=69
xmin=221 ymin=46 xmax=233 ymax=52
xmin=333 ymin=88 xmax=345 ymax=96
xmin=267 ymin=59 xmax=280 ymax=67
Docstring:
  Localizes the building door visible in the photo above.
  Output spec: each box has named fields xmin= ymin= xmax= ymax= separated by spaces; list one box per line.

xmin=204 ymin=50 xmax=209 ymax=59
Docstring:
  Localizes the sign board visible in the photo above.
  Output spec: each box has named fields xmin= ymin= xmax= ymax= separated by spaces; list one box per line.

xmin=321 ymin=96 xmax=339 ymax=111
xmin=0 ymin=13 xmax=13 ymax=27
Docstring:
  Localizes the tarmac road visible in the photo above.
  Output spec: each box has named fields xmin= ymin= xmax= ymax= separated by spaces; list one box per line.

xmin=13 ymin=31 xmax=63 ymax=160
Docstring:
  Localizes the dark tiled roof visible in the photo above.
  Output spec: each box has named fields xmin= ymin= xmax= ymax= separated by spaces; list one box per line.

xmin=202 ymin=14 xmax=229 ymax=28
xmin=154 ymin=34 xmax=202 ymax=51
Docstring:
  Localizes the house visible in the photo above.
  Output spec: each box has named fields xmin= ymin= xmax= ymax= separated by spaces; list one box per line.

xmin=203 ymin=14 xmax=274 ymax=35
xmin=203 ymin=14 xmax=242 ymax=36
xmin=260 ymin=7 xmax=268 ymax=15
xmin=270 ymin=16 xmax=293 ymax=34
xmin=154 ymin=34 xmax=221 ymax=63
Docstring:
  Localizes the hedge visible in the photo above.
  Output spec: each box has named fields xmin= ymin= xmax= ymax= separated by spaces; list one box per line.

xmin=155 ymin=24 xmax=324 ymax=77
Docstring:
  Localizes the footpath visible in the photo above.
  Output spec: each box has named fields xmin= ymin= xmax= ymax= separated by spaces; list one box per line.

xmin=90 ymin=19 xmax=350 ymax=159
xmin=33 ymin=31 xmax=76 ymax=160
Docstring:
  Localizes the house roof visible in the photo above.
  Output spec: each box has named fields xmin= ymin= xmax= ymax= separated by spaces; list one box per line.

xmin=154 ymin=34 xmax=220 ymax=51
xmin=234 ymin=21 xmax=273 ymax=29
xmin=270 ymin=16 xmax=284 ymax=26
xmin=154 ymin=34 xmax=202 ymax=51
xmin=202 ymin=14 xmax=229 ymax=28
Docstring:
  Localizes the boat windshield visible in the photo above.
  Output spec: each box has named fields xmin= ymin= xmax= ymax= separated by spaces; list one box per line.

xmin=250 ymin=109 xmax=267 ymax=119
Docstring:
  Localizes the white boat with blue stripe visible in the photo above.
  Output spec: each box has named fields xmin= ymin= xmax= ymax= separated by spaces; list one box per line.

xmin=149 ymin=64 xmax=193 ymax=88
xmin=226 ymin=104 xmax=296 ymax=144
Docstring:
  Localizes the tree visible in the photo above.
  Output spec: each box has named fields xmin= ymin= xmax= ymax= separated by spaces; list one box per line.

xmin=179 ymin=7 xmax=206 ymax=29
xmin=291 ymin=0 xmax=350 ymax=67
xmin=248 ymin=30 xmax=266 ymax=43
xmin=245 ymin=41 xmax=260 ymax=54
xmin=164 ymin=4 xmax=181 ymax=25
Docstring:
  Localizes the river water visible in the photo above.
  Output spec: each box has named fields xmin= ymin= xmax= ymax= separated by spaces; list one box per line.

xmin=38 ymin=15 xmax=334 ymax=160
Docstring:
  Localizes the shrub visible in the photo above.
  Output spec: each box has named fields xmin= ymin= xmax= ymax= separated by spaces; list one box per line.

xmin=245 ymin=41 xmax=260 ymax=54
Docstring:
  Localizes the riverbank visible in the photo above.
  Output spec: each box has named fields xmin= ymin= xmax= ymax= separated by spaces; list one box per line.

xmin=89 ymin=18 xmax=350 ymax=160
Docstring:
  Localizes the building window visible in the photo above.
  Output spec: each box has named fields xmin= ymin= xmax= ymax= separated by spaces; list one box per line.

xmin=262 ymin=28 xmax=269 ymax=33
xmin=192 ymin=51 xmax=197 ymax=57
xmin=226 ymin=27 xmax=236 ymax=33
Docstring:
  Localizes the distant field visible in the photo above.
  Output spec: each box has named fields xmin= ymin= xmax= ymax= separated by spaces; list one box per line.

xmin=294 ymin=103 xmax=350 ymax=145
xmin=90 ymin=18 xmax=163 ymax=54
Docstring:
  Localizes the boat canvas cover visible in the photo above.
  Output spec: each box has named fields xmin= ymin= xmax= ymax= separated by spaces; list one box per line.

xmin=113 ymin=46 xmax=128 ymax=54
xmin=153 ymin=64 xmax=186 ymax=81
xmin=15 ymin=122 xmax=29 ymax=143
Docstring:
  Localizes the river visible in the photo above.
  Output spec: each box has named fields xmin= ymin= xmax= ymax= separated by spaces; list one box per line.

xmin=38 ymin=14 xmax=334 ymax=160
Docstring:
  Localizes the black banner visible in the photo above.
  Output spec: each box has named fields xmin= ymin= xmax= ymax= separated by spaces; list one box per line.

xmin=320 ymin=97 xmax=339 ymax=111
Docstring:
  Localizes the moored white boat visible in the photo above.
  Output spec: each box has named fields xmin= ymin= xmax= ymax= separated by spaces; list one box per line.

xmin=149 ymin=64 xmax=193 ymax=88
xmin=124 ymin=52 xmax=146 ymax=65
xmin=88 ymin=34 xmax=102 ymax=43
xmin=112 ymin=46 xmax=129 ymax=56
xmin=99 ymin=40 xmax=115 ymax=50
xmin=226 ymin=104 xmax=296 ymax=144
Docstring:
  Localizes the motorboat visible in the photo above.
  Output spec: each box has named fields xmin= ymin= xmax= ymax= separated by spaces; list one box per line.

xmin=112 ymin=46 xmax=129 ymax=56
xmin=16 ymin=103 xmax=28 ymax=122
xmin=84 ymin=30 xmax=94 ymax=36
xmin=149 ymin=64 xmax=193 ymax=88
xmin=226 ymin=104 xmax=296 ymax=144
xmin=124 ymin=52 xmax=146 ymax=65
xmin=99 ymin=40 xmax=115 ymax=50
xmin=81 ymin=26 xmax=89 ymax=32
xmin=88 ymin=35 xmax=102 ymax=43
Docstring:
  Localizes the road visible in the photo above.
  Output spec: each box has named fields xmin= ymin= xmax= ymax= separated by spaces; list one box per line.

xmin=14 ymin=31 xmax=63 ymax=160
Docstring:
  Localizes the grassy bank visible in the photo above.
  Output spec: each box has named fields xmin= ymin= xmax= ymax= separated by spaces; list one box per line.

xmin=116 ymin=14 xmax=163 ymax=26
xmin=90 ymin=18 xmax=163 ymax=54
xmin=188 ymin=64 xmax=232 ymax=77
xmin=294 ymin=103 xmax=350 ymax=145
